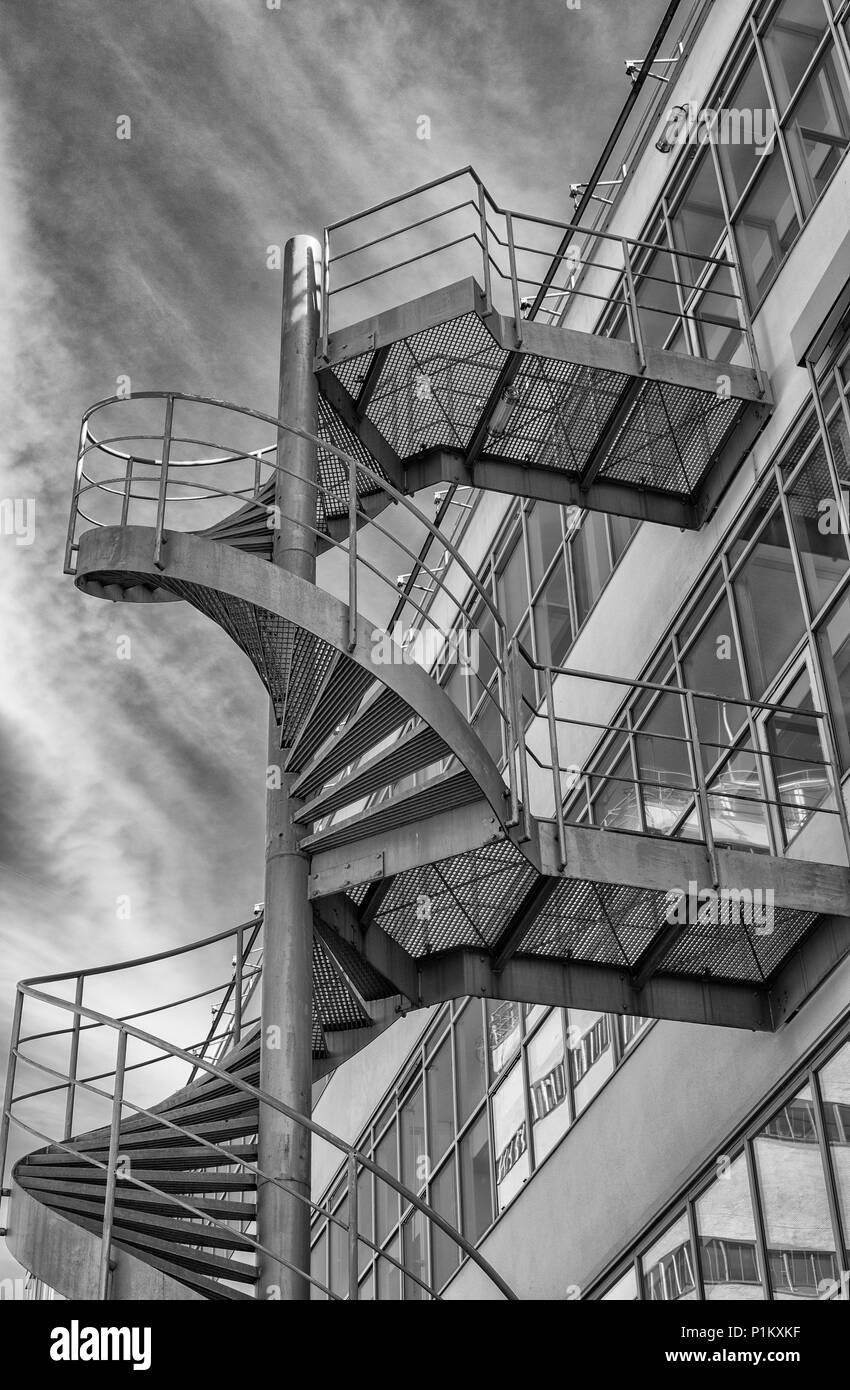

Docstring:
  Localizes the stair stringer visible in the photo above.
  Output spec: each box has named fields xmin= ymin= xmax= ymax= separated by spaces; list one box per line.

xmin=74 ymin=524 xmax=513 ymax=830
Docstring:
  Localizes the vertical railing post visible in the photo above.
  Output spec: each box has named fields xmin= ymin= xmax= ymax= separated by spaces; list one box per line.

xmin=347 ymin=1152 xmax=359 ymax=1302
xmin=477 ymin=181 xmax=493 ymax=314
xmin=64 ymin=419 xmax=88 ymax=573
xmin=63 ymin=976 xmax=84 ymax=1141
xmin=253 ymin=451 xmax=262 ymax=499
xmin=233 ymin=928 xmax=243 ymax=1048
xmin=621 ymin=239 xmax=645 ymax=373
xmin=152 ymin=395 xmax=174 ymax=571
xmin=683 ymin=690 xmax=718 ymax=886
xmin=120 ymin=457 xmax=134 ymax=528
xmin=505 ymin=212 xmax=523 ymax=347
xmin=545 ymin=667 xmax=568 ymax=871
xmin=348 ymin=455 xmax=358 ymax=652
xmin=503 ymin=639 xmax=519 ymax=830
xmin=98 ymin=1027 xmax=127 ymax=1301
xmin=0 ymin=989 xmax=24 ymax=1197
xmin=321 ymin=227 xmax=331 ymax=362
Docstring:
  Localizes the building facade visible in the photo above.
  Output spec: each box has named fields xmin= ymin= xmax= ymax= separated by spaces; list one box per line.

xmin=308 ymin=0 xmax=850 ymax=1300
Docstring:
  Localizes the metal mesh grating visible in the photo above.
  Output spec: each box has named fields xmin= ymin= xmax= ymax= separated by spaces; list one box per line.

xmin=312 ymin=934 xmax=373 ymax=1032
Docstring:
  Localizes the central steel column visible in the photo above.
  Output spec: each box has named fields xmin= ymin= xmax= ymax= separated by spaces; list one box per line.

xmin=257 ymin=235 xmax=322 ymax=1300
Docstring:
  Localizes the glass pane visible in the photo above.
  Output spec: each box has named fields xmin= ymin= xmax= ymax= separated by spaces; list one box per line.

xmin=527 ymin=503 xmax=564 ymax=591
xmin=732 ymin=504 xmax=805 ymax=690
xmin=717 ymin=57 xmax=773 ymax=206
xmin=329 ymin=1195 xmax=349 ymax=1297
xmin=786 ymin=443 xmax=849 ymax=613
xmin=817 ymin=1039 xmax=850 ymax=1260
xmin=603 ymin=1266 xmax=638 ymax=1300
xmin=635 ymin=245 xmax=682 ymax=348
xmin=734 ymin=151 xmax=800 ymax=303
xmin=591 ymin=746 xmax=641 ymax=830
xmin=376 ymin=1234 xmax=401 ymax=1300
xmin=358 ymin=1165 xmax=373 ymax=1276
xmin=492 ymin=1061 xmax=529 ymax=1212
xmin=696 ymin=1154 xmax=764 ymax=1299
xmin=533 ymin=551 xmax=573 ymax=666
xmin=785 ymin=50 xmax=850 ymax=206
xmin=681 ymin=593 xmax=747 ymax=763
xmin=497 ymin=537 xmax=529 ymax=638
xmin=820 ymin=588 xmax=850 ymax=768
xmin=403 ymin=1207 xmax=428 ymax=1300
xmin=528 ymin=1011 xmax=570 ymax=1164
xmin=568 ymin=1008 xmax=614 ymax=1114
xmin=459 ymin=1108 xmax=493 ymax=1242
xmin=635 ymin=693 xmax=693 ymax=833
xmin=487 ymin=998 xmax=521 ymax=1076
xmin=358 ymin=1268 xmax=374 ymax=1301
xmin=763 ymin=0 xmax=830 ymax=113
xmin=617 ymin=1014 xmax=650 ymax=1053
xmin=400 ymin=1081 xmax=426 ymax=1194
xmin=609 ymin=512 xmax=639 ymax=563
xmin=754 ymin=1083 xmax=839 ymax=1298
xmin=693 ymin=265 xmax=743 ymax=364
xmin=455 ymin=1001 xmax=487 ymax=1127
xmin=426 ymin=1037 xmax=454 ymax=1169
xmin=311 ymin=1227 xmax=328 ymax=1301
xmin=468 ymin=602 xmax=497 ymax=710
xmin=765 ymin=669 xmax=831 ymax=842
xmin=642 ymin=1213 xmax=698 ymax=1301
xmin=705 ymin=739 xmax=771 ymax=849
xmin=672 ymin=150 xmax=726 ymax=288
xmin=374 ymin=1124 xmax=399 ymax=1244
xmin=429 ymin=1157 xmax=461 ymax=1292
xmin=572 ymin=510 xmax=610 ymax=627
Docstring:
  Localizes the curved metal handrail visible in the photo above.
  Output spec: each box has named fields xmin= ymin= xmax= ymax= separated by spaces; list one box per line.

xmin=2 ymin=967 xmax=517 ymax=1302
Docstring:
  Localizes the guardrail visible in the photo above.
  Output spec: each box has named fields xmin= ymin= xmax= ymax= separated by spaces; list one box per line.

xmin=0 ymin=921 xmax=516 ymax=1302
xmin=321 ymin=166 xmax=762 ymax=380
xmin=64 ymin=391 xmax=522 ymax=826
xmin=509 ymin=641 xmax=850 ymax=875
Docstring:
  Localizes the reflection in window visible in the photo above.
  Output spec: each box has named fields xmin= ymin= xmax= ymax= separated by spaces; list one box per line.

xmin=695 ymin=1155 xmax=764 ymax=1299
xmin=492 ymin=1062 xmax=529 ymax=1212
xmin=487 ymin=999 xmax=521 ymax=1076
xmin=572 ymin=511 xmax=611 ymax=628
xmin=528 ymin=1011 xmax=570 ymax=1164
xmin=754 ymin=1083 xmax=838 ymax=1299
xmin=455 ymin=1002 xmax=487 ymax=1126
xmin=817 ymin=1040 xmax=850 ymax=1253
xmin=635 ymin=693 xmax=692 ymax=833
xmin=568 ymin=1009 xmax=614 ymax=1114
xmin=642 ymin=1214 xmax=697 ymax=1301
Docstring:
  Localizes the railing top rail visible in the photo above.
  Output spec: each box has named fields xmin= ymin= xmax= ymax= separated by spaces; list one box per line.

xmin=322 ymin=167 xmax=736 ymax=280
xmin=11 ymin=982 xmax=517 ymax=1300
xmin=513 ymin=640 xmax=831 ymax=721
xmin=18 ymin=912 xmax=262 ymax=990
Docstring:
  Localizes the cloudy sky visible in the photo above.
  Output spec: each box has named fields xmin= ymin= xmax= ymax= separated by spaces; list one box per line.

xmin=0 ymin=0 xmax=667 ymax=1287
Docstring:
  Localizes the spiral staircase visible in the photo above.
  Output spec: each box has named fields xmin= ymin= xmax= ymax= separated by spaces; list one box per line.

xmin=4 ymin=176 xmax=850 ymax=1301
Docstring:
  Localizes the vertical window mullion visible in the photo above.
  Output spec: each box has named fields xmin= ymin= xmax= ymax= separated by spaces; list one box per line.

xmin=743 ymin=1136 xmax=773 ymax=1300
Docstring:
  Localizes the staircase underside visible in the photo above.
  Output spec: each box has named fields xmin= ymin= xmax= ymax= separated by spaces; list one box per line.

xmin=74 ymin=524 xmax=850 ymax=1035
xmin=318 ymin=278 xmax=772 ymax=530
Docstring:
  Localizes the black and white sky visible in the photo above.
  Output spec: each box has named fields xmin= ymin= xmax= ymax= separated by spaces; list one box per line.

xmin=0 ymin=0 xmax=667 ymax=1285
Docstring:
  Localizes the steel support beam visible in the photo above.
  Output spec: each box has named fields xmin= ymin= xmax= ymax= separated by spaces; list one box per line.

xmin=257 ymin=234 xmax=322 ymax=1301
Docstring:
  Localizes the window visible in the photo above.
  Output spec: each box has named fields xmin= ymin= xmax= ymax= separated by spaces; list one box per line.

xmin=717 ymin=56 xmax=773 ymax=207
xmin=754 ymin=1083 xmax=838 ymax=1298
xmin=785 ymin=441 xmax=850 ymax=613
xmin=455 ymin=1001 xmax=487 ymax=1126
xmin=492 ymin=1062 xmax=529 ymax=1211
xmin=399 ymin=1081 xmax=425 ymax=1194
xmin=817 ymin=1040 xmax=850 ymax=1250
xmin=671 ymin=151 xmax=727 ymax=288
xmin=374 ymin=1124 xmax=399 ymax=1245
xmin=642 ymin=1215 xmax=697 ymax=1301
xmin=487 ymin=998 xmax=521 ymax=1076
xmin=426 ymin=1037 xmax=454 ymax=1168
xmin=534 ymin=553 xmax=573 ymax=667
xmin=763 ymin=0 xmax=830 ymax=113
xmin=429 ymin=1157 xmax=460 ymax=1291
xmin=734 ymin=151 xmax=800 ymax=303
xmin=459 ymin=1109 xmax=493 ymax=1243
xmin=526 ymin=503 xmax=564 ymax=590
xmin=572 ymin=510 xmax=611 ymax=627
xmin=764 ymin=668 xmax=830 ymax=843
xmin=819 ymin=587 xmax=850 ymax=767
xmin=528 ymin=1011 xmax=570 ymax=1164
xmin=695 ymin=1155 xmax=764 ymax=1299
xmin=785 ymin=50 xmax=850 ymax=207
xmin=732 ymin=503 xmax=805 ymax=690
xmin=568 ymin=1009 xmax=613 ymax=1113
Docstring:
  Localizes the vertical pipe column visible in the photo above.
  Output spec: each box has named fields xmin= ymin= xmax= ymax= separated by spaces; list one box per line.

xmin=257 ymin=235 xmax=322 ymax=1301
